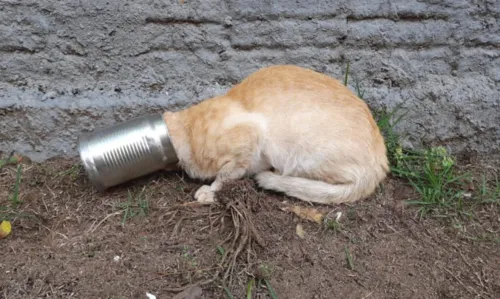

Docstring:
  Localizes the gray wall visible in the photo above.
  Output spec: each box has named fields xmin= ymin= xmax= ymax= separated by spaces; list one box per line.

xmin=1 ymin=0 xmax=499 ymax=162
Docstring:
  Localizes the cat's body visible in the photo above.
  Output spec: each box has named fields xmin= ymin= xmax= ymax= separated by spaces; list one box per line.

xmin=163 ymin=65 xmax=389 ymax=205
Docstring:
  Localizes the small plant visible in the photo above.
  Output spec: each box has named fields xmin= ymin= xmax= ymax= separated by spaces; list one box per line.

xmin=341 ymin=64 xmax=479 ymax=216
xmin=0 ymin=153 xmax=23 ymax=208
xmin=0 ymin=206 xmax=10 ymax=222
xmin=1 ymin=155 xmax=24 ymax=221
xmin=0 ymin=154 xmax=28 ymax=238
xmin=182 ymin=245 xmax=198 ymax=267
xmin=179 ymin=245 xmax=200 ymax=283
xmin=353 ymin=77 xmax=366 ymax=99
xmin=393 ymin=146 xmax=471 ymax=216
xmin=216 ymin=245 xmax=225 ymax=256
xmin=54 ymin=163 xmax=82 ymax=181
xmin=263 ymin=278 xmax=279 ymax=299
xmin=223 ymin=285 xmax=235 ymax=299
xmin=257 ymin=263 xmax=272 ymax=279
xmin=118 ymin=187 xmax=149 ymax=224
xmin=241 ymin=264 xmax=280 ymax=299
xmin=325 ymin=218 xmax=342 ymax=232
xmin=342 ymin=60 xmax=406 ymax=164
xmin=474 ymin=232 xmax=500 ymax=244
xmin=344 ymin=245 xmax=355 ymax=270
xmin=0 ymin=155 xmax=21 ymax=169
xmin=374 ymin=104 xmax=408 ymax=165
xmin=324 ymin=211 xmax=344 ymax=234
xmin=478 ymin=175 xmax=500 ymax=204
xmin=8 ymin=164 xmax=23 ymax=207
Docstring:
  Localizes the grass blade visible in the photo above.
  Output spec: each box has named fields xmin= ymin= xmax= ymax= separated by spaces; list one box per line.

xmin=122 ymin=190 xmax=133 ymax=224
xmin=344 ymin=245 xmax=354 ymax=270
xmin=9 ymin=164 xmax=23 ymax=206
xmin=223 ymin=285 xmax=235 ymax=299
xmin=216 ymin=245 xmax=225 ymax=256
xmin=264 ymin=279 xmax=278 ymax=299
xmin=343 ymin=61 xmax=350 ymax=86
xmin=406 ymin=200 xmax=437 ymax=205
xmin=247 ymin=279 xmax=255 ymax=299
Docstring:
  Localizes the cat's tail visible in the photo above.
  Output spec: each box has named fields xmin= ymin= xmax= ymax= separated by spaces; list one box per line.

xmin=254 ymin=169 xmax=383 ymax=204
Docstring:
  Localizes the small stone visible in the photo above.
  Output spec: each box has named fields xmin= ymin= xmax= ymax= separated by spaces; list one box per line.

xmin=224 ymin=16 xmax=233 ymax=27
xmin=42 ymin=90 xmax=58 ymax=101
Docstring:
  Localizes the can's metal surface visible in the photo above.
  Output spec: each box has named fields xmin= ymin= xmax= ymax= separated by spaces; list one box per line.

xmin=78 ymin=114 xmax=178 ymax=190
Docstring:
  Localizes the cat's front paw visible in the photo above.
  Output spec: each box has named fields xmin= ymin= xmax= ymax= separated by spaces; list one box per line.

xmin=194 ymin=185 xmax=216 ymax=204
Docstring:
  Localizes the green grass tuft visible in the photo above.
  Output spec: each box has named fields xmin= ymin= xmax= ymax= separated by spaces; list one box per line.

xmin=118 ymin=187 xmax=149 ymax=224
xmin=54 ymin=163 xmax=82 ymax=181
xmin=325 ymin=218 xmax=343 ymax=232
xmin=373 ymin=104 xmax=408 ymax=164
xmin=0 ymin=156 xmax=20 ymax=169
xmin=340 ymin=63 xmax=498 ymax=217
xmin=0 ymin=154 xmax=25 ymax=221
xmin=478 ymin=174 xmax=500 ymax=204
xmin=395 ymin=146 xmax=471 ymax=217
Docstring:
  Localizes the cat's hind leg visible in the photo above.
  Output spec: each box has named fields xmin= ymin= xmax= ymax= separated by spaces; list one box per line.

xmin=254 ymin=170 xmax=376 ymax=205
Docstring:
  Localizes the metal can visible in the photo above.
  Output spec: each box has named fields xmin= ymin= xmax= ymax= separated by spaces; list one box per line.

xmin=77 ymin=113 xmax=178 ymax=190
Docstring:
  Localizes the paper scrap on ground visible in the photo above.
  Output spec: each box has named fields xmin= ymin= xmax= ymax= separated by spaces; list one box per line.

xmin=296 ymin=224 xmax=306 ymax=239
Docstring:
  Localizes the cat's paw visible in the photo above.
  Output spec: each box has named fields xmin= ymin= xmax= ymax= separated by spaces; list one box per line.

xmin=194 ymin=185 xmax=216 ymax=204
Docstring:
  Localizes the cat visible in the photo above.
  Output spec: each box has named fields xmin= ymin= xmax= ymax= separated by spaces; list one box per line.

xmin=163 ymin=65 xmax=389 ymax=205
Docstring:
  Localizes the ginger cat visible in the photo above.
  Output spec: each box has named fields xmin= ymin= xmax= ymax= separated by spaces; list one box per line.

xmin=163 ymin=65 xmax=389 ymax=205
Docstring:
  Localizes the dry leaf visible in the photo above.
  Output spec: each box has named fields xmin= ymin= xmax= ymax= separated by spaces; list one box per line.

xmin=296 ymin=224 xmax=305 ymax=239
xmin=0 ymin=221 xmax=12 ymax=239
xmin=281 ymin=205 xmax=324 ymax=224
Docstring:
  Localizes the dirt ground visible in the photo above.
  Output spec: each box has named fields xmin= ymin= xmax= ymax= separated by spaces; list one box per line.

xmin=1 ymin=156 xmax=499 ymax=299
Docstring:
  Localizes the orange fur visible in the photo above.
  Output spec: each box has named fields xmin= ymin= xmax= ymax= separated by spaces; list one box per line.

xmin=163 ymin=65 xmax=389 ymax=205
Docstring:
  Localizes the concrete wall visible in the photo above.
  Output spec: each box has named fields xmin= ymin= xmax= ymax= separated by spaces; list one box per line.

xmin=0 ymin=0 xmax=499 ymax=162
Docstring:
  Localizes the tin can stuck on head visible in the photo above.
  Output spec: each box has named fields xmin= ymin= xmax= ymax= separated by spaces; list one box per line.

xmin=77 ymin=114 xmax=178 ymax=190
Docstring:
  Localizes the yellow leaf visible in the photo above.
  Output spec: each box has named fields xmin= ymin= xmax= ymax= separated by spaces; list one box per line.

xmin=281 ymin=205 xmax=324 ymax=224
xmin=296 ymin=224 xmax=306 ymax=239
xmin=0 ymin=221 xmax=12 ymax=239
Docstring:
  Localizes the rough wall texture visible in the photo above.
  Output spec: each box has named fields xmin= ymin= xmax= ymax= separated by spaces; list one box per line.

xmin=0 ymin=0 xmax=499 ymax=162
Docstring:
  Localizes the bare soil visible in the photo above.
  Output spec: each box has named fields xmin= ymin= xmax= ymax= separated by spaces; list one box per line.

xmin=1 ymin=156 xmax=499 ymax=299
